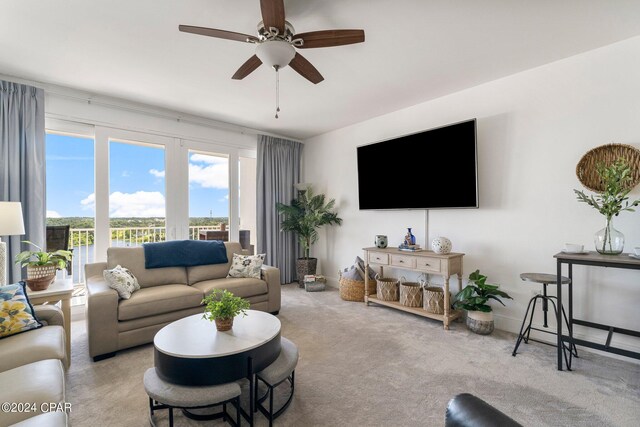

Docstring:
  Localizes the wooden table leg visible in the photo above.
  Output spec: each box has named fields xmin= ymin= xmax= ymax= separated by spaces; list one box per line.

xmin=61 ymin=298 xmax=71 ymax=368
xmin=443 ymin=275 xmax=451 ymax=330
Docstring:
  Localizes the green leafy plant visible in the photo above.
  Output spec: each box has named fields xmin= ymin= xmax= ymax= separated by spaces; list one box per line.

xmin=14 ymin=241 xmax=72 ymax=270
xmin=453 ymin=270 xmax=512 ymax=312
xmin=574 ymin=158 xmax=640 ymax=253
xmin=276 ymin=187 xmax=343 ymax=259
xmin=202 ymin=289 xmax=250 ymax=321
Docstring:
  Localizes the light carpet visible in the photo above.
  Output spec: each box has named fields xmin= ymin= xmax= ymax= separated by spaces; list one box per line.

xmin=67 ymin=285 xmax=640 ymax=426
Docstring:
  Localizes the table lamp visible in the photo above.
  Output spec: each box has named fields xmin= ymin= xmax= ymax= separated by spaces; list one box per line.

xmin=0 ymin=202 xmax=25 ymax=286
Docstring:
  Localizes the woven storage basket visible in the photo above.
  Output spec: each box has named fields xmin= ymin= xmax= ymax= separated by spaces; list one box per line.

xmin=338 ymin=271 xmax=375 ymax=302
xmin=423 ymin=286 xmax=447 ymax=314
xmin=576 ymin=143 xmax=640 ymax=192
xmin=399 ymin=281 xmax=423 ymax=307
xmin=376 ymin=274 xmax=399 ymax=301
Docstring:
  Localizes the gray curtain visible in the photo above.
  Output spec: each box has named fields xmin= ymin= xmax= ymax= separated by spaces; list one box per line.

xmin=257 ymin=135 xmax=302 ymax=284
xmin=0 ymin=80 xmax=46 ymax=283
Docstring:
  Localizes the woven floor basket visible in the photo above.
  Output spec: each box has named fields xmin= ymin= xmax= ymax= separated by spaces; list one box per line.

xmin=376 ymin=276 xmax=399 ymax=301
xmin=576 ymin=143 xmax=640 ymax=192
xmin=339 ymin=273 xmax=375 ymax=302
xmin=400 ymin=282 xmax=423 ymax=307
xmin=424 ymin=286 xmax=446 ymax=314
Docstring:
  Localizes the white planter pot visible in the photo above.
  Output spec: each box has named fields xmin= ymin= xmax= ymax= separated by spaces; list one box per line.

xmin=466 ymin=310 xmax=494 ymax=335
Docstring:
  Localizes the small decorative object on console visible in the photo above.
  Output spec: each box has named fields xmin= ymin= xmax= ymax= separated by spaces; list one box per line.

xmin=374 ymin=235 xmax=388 ymax=249
xmin=404 ymin=228 xmax=416 ymax=246
xmin=431 ymin=237 xmax=452 ymax=254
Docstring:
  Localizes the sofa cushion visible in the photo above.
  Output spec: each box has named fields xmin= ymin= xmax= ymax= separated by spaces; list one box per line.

xmin=0 ymin=360 xmax=65 ymax=426
xmin=103 ymin=265 xmax=140 ymax=299
xmin=227 ymin=253 xmax=265 ymax=279
xmin=187 ymin=242 xmax=242 ymax=285
xmin=118 ymin=285 xmax=204 ymax=321
xmin=107 ymin=247 xmax=187 ymax=288
xmin=0 ymin=282 xmax=42 ymax=339
xmin=0 ymin=325 xmax=66 ymax=373
xmin=192 ymin=277 xmax=268 ymax=299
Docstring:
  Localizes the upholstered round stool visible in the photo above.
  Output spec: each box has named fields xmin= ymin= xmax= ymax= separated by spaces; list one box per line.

xmin=512 ymin=273 xmax=578 ymax=359
xmin=255 ymin=337 xmax=299 ymax=426
xmin=143 ymin=368 xmax=241 ymax=426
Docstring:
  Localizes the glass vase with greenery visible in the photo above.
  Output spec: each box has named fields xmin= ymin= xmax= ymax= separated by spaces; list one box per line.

xmin=574 ymin=158 xmax=640 ymax=254
xmin=202 ymin=289 xmax=250 ymax=331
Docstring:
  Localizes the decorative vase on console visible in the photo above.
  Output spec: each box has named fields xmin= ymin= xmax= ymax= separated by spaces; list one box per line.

xmin=404 ymin=228 xmax=416 ymax=246
xmin=574 ymin=157 xmax=639 ymax=255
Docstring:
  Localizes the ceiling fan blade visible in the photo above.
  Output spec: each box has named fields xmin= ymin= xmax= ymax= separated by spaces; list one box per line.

xmin=295 ymin=29 xmax=365 ymax=49
xmin=179 ymin=25 xmax=258 ymax=43
xmin=289 ymin=53 xmax=324 ymax=84
xmin=232 ymin=55 xmax=263 ymax=80
xmin=260 ymin=0 xmax=286 ymax=34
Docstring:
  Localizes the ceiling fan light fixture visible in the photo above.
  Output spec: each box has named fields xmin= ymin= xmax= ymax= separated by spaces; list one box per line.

xmin=256 ymin=40 xmax=295 ymax=69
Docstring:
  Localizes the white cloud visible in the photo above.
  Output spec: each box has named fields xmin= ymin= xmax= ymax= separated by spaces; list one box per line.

xmin=46 ymin=210 xmax=62 ymax=218
xmin=149 ymin=169 xmax=165 ymax=178
xmin=218 ymin=194 xmax=229 ymax=202
xmin=188 ymin=159 xmax=228 ymax=189
xmin=190 ymin=154 xmax=227 ymax=165
xmin=80 ymin=191 xmax=166 ymax=217
xmin=121 ymin=171 xmax=131 ymax=177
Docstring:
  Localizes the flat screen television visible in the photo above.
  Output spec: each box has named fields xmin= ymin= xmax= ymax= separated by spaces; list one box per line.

xmin=357 ymin=119 xmax=478 ymax=210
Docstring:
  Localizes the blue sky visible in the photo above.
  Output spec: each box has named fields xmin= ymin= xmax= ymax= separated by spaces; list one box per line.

xmin=46 ymin=134 xmax=229 ymax=218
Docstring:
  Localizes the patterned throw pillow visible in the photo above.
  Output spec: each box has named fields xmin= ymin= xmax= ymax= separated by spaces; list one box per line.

xmin=0 ymin=282 xmax=42 ymax=339
xmin=227 ymin=253 xmax=266 ymax=279
xmin=103 ymin=265 xmax=141 ymax=299
xmin=355 ymin=256 xmax=377 ymax=280
xmin=341 ymin=265 xmax=363 ymax=281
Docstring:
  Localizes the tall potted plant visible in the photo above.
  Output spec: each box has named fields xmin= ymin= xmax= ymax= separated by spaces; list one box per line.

xmin=453 ymin=270 xmax=512 ymax=335
xmin=276 ymin=187 xmax=342 ymax=285
xmin=574 ymin=158 xmax=640 ymax=254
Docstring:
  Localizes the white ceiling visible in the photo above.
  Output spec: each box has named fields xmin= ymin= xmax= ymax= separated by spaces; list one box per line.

xmin=2 ymin=1 xmax=640 ymax=140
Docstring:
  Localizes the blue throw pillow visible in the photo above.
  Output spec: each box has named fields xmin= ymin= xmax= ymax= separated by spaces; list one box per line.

xmin=0 ymin=282 xmax=42 ymax=339
xmin=143 ymin=240 xmax=229 ymax=269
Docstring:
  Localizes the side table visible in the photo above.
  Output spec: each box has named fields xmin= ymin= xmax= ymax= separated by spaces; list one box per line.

xmin=27 ymin=278 xmax=73 ymax=367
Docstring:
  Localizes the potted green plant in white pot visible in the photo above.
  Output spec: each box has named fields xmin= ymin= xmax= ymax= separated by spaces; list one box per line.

xmin=202 ymin=289 xmax=250 ymax=332
xmin=453 ymin=270 xmax=512 ymax=335
xmin=15 ymin=241 xmax=72 ymax=291
xmin=276 ymin=187 xmax=342 ymax=286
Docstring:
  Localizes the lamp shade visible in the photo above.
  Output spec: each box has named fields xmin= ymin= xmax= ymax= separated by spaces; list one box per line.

xmin=256 ymin=40 xmax=295 ymax=69
xmin=0 ymin=202 xmax=25 ymax=236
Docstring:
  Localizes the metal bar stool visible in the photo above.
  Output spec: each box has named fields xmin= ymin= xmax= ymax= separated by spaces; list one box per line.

xmin=512 ymin=273 xmax=578 ymax=362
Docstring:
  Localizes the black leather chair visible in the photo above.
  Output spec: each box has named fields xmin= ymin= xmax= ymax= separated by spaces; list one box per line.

xmin=445 ymin=393 xmax=523 ymax=427
xmin=46 ymin=225 xmax=72 ymax=275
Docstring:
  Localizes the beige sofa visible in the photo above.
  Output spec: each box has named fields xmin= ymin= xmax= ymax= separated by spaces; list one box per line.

xmin=85 ymin=241 xmax=281 ymax=361
xmin=0 ymin=305 xmax=68 ymax=426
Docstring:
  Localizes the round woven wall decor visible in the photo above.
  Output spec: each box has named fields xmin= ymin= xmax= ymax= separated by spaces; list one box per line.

xmin=576 ymin=143 xmax=640 ymax=192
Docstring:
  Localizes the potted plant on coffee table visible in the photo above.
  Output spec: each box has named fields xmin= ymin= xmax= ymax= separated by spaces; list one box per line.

xmin=14 ymin=241 xmax=72 ymax=291
xmin=453 ymin=270 xmax=512 ymax=335
xmin=276 ymin=187 xmax=342 ymax=286
xmin=202 ymin=289 xmax=251 ymax=332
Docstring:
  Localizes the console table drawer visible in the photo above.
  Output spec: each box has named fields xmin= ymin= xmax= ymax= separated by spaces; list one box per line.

xmin=369 ymin=252 xmax=389 ymax=265
xmin=390 ymin=254 xmax=417 ymax=269
xmin=416 ymin=257 xmax=441 ymax=273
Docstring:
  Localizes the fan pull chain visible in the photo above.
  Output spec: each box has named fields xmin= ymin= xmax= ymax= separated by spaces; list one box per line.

xmin=275 ymin=66 xmax=280 ymax=119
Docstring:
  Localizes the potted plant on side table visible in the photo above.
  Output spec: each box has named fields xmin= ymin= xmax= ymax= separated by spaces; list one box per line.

xmin=276 ymin=187 xmax=342 ymax=286
xmin=202 ymin=289 xmax=251 ymax=332
xmin=15 ymin=241 xmax=72 ymax=291
xmin=453 ymin=270 xmax=512 ymax=335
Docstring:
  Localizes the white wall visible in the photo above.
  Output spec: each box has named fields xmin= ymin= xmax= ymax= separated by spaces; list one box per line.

xmin=303 ymin=36 xmax=640 ymax=351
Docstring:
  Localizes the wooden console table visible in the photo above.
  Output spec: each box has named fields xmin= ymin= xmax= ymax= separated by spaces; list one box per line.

xmin=555 ymin=251 xmax=640 ymax=371
xmin=363 ymin=247 xmax=464 ymax=329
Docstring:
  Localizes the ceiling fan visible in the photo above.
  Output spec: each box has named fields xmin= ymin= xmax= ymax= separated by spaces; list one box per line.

xmin=179 ymin=0 xmax=365 ymax=117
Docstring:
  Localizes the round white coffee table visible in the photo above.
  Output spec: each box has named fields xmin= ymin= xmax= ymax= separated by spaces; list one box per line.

xmin=154 ymin=310 xmax=281 ymax=386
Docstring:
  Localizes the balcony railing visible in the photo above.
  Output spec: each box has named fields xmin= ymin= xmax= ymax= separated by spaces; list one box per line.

xmin=68 ymin=225 xmax=223 ymax=285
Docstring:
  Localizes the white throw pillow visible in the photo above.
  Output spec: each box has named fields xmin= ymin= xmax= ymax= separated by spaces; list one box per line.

xmin=227 ymin=253 xmax=266 ymax=279
xmin=103 ymin=265 xmax=141 ymax=299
